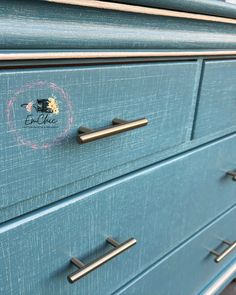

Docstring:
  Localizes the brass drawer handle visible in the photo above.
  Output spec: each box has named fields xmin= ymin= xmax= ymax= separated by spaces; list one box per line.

xmin=226 ymin=171 xmax=236 ymax=181
xmin=210 ymin=240 xmax=236 ymax=263
xmin=77 ymin=118 xmax=148 ymax=144
xmin=67 ymin=237 xmax=137 ymax=283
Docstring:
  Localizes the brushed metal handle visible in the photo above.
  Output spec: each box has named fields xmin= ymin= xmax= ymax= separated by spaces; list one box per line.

xmin=77 ymin=118 xmax=148 ymax=144
xmin=67 ymin=237 xmax=137 ymax=283
xmin=226 ymin=171 xmax=236 ymax=181
xmin=210 ymin=240 xmax=236 ymax=263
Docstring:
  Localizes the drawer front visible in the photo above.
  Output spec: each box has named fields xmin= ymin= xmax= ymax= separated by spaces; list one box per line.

xmin=193 ymin=59 xmax=236 ymax=139
xmin=1 ymin=134 xmax=236 ymax=295
xmin=0 ymin=61 xmax=197 ymax=209
xmin=117 ymin=206 xmax=236 ymax=295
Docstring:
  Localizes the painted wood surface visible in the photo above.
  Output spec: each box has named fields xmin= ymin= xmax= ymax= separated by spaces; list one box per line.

xmin=111 ymin=0 xmax=236 ymax=19
xmin=1 ymin=57 xmax=236 ymax=225
xmin=193 ymin=59 xmax=236 ymax=139
xmin=1 ymin=134 xmax=236 ymax=294
xmin=201 ymin=261 xmax=236 ymax=295
xmin=0 ymin=61 xmax=197 ymax=210
xmin=43 ymin=0 xmax=236 ymax=25
xmin=0 ymin=2 xmax=236 ymax=294
xmin=115 ymin=206 xmax=236 ymax=295
xmin=0 ymin=1 xmax=236 ymax=49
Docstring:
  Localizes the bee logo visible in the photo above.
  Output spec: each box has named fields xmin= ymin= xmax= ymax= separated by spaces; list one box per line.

xmin=21 ymin=95 xmax=59 ymax=114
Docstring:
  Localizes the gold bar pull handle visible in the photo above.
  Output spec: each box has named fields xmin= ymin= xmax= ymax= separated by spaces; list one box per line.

xmin=77 ymin=117 xmax=148 ymax=144
xmin=226 ymin=171 xmax=236 ymax=181
xmin=210 ymin=240 xmax=236 ymax=263
xmin=67 ymin=237 xmax=137 ymax=283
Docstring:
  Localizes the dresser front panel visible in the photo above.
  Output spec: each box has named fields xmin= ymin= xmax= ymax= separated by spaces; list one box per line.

xmin=193 ymin=59 xmax=236 ymax=140
xmin=116 ymin=206 xmax=236 ymax=295
xmin=0 ymin=61 xmax=197 ymax=209
xmin=1 ymin=134 xmax=236 ymax=295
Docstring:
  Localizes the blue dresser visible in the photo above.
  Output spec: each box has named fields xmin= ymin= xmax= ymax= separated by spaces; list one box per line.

xmin=0 ymin=1 xmax=236 ymax=294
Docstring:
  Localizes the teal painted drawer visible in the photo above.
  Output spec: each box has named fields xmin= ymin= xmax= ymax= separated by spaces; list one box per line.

xmin=0 ymin=61 xmax=197 ymax=209
xmin=193 ymin=59 xmax=236 ymax=139
xmin=117 ymin=207 xmax=236 ymax=295
xmin=1 ymin=134 xmax=236 ymax=295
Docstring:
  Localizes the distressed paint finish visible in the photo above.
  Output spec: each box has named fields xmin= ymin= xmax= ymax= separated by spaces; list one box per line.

xmin=1 ymin=134 xmax=236 ymax=294
xmin=0 ymin=1 xmax=236 ymax=49
xmin=0 ymin=1 xmax=236 ymax=294
xmin=112 ymin=0 xmax=236 ymax=19
xmin=193 ymin=59 xmax=236 ymax=139
xmin=3 ymin=118 xmax=236 ymax=224
xmin=116 ymin=206 xmax=236 ymax=295
xmin=0 ymin=61 xmax=197 ymax=209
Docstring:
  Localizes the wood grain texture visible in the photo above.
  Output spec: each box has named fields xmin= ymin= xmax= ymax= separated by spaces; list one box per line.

xmin=1 ymin=134 xmax=236 ymax=294
xmin=115 ymin=206 xmax=236 ymax=295
xmin=193 ymin=59 xmax=236 ymax=139
xmin=1 ymin=0 xmax=236 ymax=49
xmin=110 ymin=0 xmax=236 ymax=19
xmin=0 ymin=61 xmax=197 ymax=209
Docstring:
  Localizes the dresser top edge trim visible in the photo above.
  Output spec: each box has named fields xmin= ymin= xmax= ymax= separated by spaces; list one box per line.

xmin=1 ymin=50 xmax=236 ymax=61
xmin=44 ymin=0 xmax=236 ymax=25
